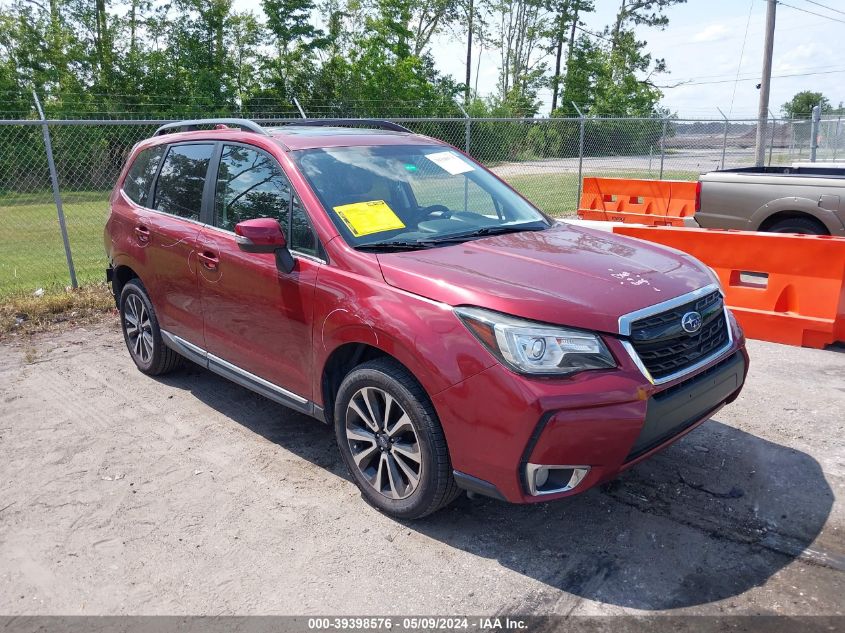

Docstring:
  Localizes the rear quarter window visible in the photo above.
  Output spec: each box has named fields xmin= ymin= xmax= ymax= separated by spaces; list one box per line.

xmin=122 ymin=146 xmax=165 ymax=206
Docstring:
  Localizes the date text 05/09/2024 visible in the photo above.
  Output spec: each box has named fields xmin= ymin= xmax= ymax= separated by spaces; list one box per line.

xmin=306 ymin=617 xmax=528 ymax=631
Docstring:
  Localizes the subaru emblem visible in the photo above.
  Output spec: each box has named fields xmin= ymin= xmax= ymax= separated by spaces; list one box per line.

xmin=681 ymin=311 xmax=703 ymax=334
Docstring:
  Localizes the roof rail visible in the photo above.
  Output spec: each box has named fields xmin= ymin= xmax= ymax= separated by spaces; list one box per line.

xmin=269 ymin=118 xmax=412 ymax=134
xmin=153 ymin=118 xmax=268 ymax=137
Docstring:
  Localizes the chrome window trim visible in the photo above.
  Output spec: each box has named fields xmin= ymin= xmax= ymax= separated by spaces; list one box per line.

xmin=617 ymin=283 xmax=721 ymax=336
xmin=620 ymin=306 xmax=734 ymax=386
xmin=120 ymin=188 xmax=205 ymax=228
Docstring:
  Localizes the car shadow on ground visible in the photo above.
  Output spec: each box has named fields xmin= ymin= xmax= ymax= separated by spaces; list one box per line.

xmin=156 ymin=362 xmax=834 ymax=611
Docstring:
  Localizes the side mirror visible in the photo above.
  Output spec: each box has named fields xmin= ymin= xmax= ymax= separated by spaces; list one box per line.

xmin=234 ymin=218 xmax=295 ymax=274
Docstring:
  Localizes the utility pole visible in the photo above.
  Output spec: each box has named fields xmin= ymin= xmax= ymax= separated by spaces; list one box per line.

xmin=754 ymin=0 xmax=777 ymax=166
xmin=464 ymin=0 xmax=473 ymax=104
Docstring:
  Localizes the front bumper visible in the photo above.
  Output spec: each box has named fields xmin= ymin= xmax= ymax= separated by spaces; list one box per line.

xmin=433 ymin=315 xmax=749 ymax=504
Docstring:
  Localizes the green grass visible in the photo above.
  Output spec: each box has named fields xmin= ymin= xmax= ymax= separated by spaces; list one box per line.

xmin=505 ymin=173 xmax=580 ymax=216
xmin=0 ymin=191 xmax=110 ymax=298
xmin=0 ymin=169 xmax=701 ymax=300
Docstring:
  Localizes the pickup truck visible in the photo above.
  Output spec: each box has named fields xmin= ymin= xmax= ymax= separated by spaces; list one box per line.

xmin=695 ymin=166 xmax=845 ymax=236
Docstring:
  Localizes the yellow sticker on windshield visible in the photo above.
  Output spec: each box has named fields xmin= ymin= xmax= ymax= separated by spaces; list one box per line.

xmin=333 ymin=200 xmax=406 ymax=237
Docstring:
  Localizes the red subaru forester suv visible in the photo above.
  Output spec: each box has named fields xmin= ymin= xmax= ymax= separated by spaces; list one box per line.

xmin=105 ymin=118 xmax=749 ymax=519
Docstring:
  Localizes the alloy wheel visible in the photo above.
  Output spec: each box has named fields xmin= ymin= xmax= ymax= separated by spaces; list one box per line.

xmin=345 ymin=386 xmax=422 ymax=500
xmin=124 ymin=293 xmax=154 ymax=364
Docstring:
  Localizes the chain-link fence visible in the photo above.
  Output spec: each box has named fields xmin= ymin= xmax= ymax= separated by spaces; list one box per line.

xmin=1 ymin=114 xmax=841 ymax=298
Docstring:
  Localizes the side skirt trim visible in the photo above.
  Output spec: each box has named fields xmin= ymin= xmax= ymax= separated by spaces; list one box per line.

xmin=160 ymin=330 xmax=207 ymax=367
xmin=160 ymin=329 xmax=321 ymax=419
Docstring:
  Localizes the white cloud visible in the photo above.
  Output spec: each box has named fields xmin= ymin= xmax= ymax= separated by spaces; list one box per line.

xmin=692 ymin=24 xmax=729 ymax=42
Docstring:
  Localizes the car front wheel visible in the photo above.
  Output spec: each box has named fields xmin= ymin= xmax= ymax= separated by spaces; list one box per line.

xmin=334 ymin=358 xmax=460 ymax=519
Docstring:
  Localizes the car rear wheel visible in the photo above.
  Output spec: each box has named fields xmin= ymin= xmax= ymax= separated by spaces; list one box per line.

xmin=765 ymin=217 xmax=828 ymax=235
xmin=119 ymin=279 xmax=181 ymax=376
xmin=334 ymin=358 xmax=460 ymax=519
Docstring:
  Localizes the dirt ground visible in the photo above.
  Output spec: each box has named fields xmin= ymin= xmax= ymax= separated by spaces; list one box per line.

xmin=1 ymin=317 xmax=843 ymax=616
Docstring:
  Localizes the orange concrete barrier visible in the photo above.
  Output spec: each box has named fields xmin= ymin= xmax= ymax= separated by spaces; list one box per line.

xmin=578 ymin=177 xmax=698 ymax=227
xmin=611 ymin=225 xmax=845 ymax=349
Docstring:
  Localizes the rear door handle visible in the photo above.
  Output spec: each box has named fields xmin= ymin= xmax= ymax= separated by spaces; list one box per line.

xmin=198 ymin=250 xmax=219 ymax=271
xmin=134 ymin=224 xmax=150 ymax=243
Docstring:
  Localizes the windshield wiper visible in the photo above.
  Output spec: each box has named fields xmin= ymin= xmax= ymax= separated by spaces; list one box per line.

xmin=421 ymin=223 xmax=548 ymax=244
xmin=355 ymin=224 xmax=549 ymax=252
xmin=355 ymin=240 xmax=438 ymax=251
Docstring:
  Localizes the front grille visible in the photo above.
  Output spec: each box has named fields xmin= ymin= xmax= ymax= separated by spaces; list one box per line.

xmin=629 ymin=290 xmax=729 ymax=380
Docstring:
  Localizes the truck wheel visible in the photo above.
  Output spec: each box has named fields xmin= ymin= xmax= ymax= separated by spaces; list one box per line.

xmin=765 ymin=217 xmax=828 ymax=235
xmin=119 ymin=279 xmax=182 ymax=376
xmin=334 ymin=358 xmax=460 ymax=520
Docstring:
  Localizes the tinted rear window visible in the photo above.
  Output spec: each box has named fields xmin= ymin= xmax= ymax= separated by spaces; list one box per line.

xmin=123 ymin=146 xmax=164 ymax=206
xmin=154 ymin=144 xmax=214 ymax=220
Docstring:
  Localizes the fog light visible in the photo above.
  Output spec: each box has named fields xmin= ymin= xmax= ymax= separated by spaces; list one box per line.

xmin=525 ymin=464 xmax=590 ymax=496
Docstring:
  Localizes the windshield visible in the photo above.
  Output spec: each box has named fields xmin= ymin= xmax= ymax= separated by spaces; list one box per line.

xmin=292 ymin=145 xmax=551 ymax=248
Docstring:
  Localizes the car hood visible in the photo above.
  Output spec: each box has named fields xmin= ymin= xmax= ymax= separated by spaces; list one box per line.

xmin=376 ymin=223 xmax=714 ymax=334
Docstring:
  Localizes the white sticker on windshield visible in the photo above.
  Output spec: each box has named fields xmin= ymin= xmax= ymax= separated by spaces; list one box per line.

xmin=425 ymin=151 xmax=474 ymax=176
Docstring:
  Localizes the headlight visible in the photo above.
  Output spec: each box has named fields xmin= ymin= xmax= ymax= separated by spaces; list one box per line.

xmin=706 ymin=266 xmax=724 ymax=292
xmin=455 ymin=307 xmax=616 ymax=376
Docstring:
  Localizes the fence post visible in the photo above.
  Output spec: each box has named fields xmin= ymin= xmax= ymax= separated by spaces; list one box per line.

xmin=33 ymin=91 xmax=77 ymax=290
xmin=572 ymin=102 xmax=585 ymax=207
xmin=768 ymin=109 xmax=776 ymax=166
xmin=659 ymin=116 xmax=668 ymax=179
xmin=810 ymin=104 xmax=821 ymax=162
xmin=717 ymin=107 xmax=728 ymax=169
xmin=834 ymin=116 xmax=841 ymax=162
xmin=456 ymin=102 xmax=471 ymax=155
xmin=789 ymin=118 xmax=795 ymax=157
xmin=454 ymin=102 xmax=472 ymax=211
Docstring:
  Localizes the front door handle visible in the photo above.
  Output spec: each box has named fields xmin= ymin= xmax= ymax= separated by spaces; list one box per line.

xmin=198 ymin=251 xmax=219 ymax=271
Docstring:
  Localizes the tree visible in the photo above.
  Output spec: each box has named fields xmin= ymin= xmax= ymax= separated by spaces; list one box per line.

xmin=578 ymin=0 xmax=684 ymax=117
xmin=457 ymin=0 xmax=492 ymax=103
xmin=592 ymin=30 xmax=662 ymax=116
xmin=554 ymin=34 xmax=602 ymax=115
xmin=544 ymin=0 xmax=593 ymax=112
xmin=781 ymin=91 xmax=831 ymax=119
xmin=493 ymin=0 xmax=548 ymax=114
xmin=166 ymin=0 xmax=237 ymax=110
xmin=227 ymin=12 xmax=265 ymax=110
xmin=409 ymin=0 xmax=460 ymax=56
xmin=609 ymin=0 xmax=685 ymax=53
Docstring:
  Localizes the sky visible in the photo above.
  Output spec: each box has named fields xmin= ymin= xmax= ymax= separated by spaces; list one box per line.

xmin=425 ymin=0 xmax=845 ymax=119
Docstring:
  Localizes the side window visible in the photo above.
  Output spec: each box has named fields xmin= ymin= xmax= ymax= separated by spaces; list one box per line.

xmin=290 ymin=195 xmax=319 ymax=257
xmin=123 ymin=146 xmax=164 ymax=206
xmin=215 ymin=145 xmax=290 ymax=232
xmin=153 ymin=144 xmax=214 ymax=220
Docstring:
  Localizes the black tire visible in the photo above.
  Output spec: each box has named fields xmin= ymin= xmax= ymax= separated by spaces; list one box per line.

xmin=119 ymin=279 xmax=182 ymax=376
xmin=764 ymin=217 xmax=828 ymax=235
xmin=334 ymin=358 xmax=460 ymax=520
